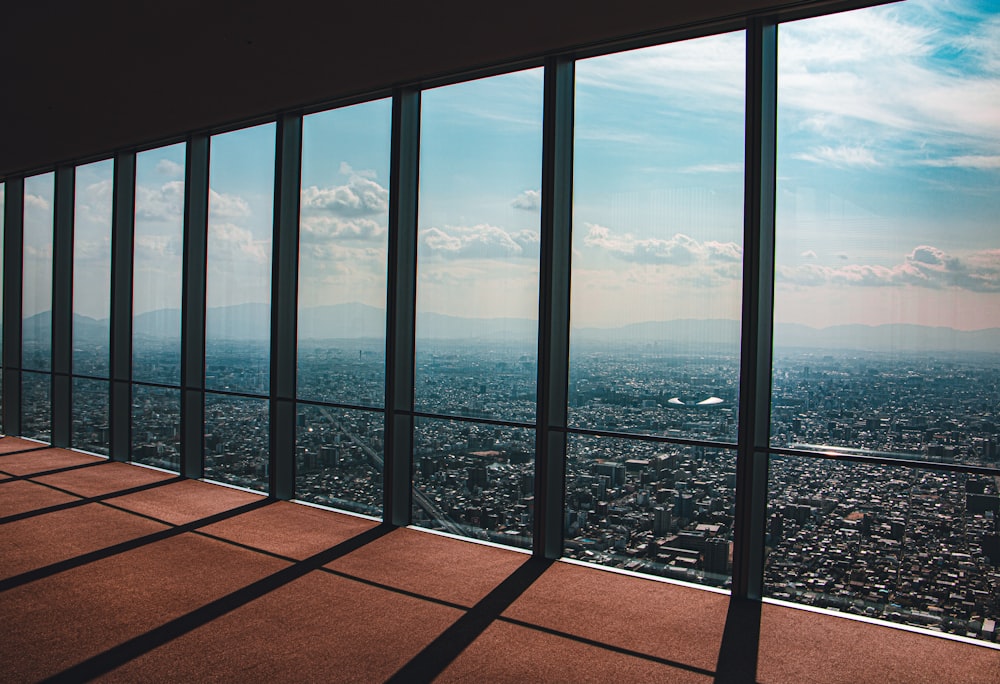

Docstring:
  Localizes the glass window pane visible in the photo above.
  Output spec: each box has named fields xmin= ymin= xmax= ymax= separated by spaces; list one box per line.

xmin=206 ymin=124 xmax=275 ymax=395
xmin=412 ymin=416 xmax=534 ymax=549
xmin=565 ymin=435 xmax=735 ymax=587
xmin=133 ymin=144 xmax=185 ymax=386
xmin=204 ymin=392 xmax=269 ymax=492
xmin=21 ymin=371 xmax=50 ymax=442
xmin=569 ymin=33 xmax=746 ymax=443
xmin=298 ymin=100 xmax=391 ymax=407
xmin=73 ymin=160 xmax=113 ymax=378
xmin=296 ymin=404 xmax=383 ymax=516
xmin=23 ymin=173 xmax=54 ymax=372
xmin=131 ymin=385 xmax=181 ymax=471
xmin=72 ymin=378 xmax=109 ymax=455
xmin=766 ymin=455 xmax=1000 ymax=642
xmin=415 ymin=69 xmax=543 ymax=423
xmin=772 ymin=2 xmax=1000 ymax=469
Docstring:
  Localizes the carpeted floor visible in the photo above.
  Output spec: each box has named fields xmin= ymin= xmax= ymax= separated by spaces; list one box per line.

xmin=1 ymin=438 xmax=997 ymax=683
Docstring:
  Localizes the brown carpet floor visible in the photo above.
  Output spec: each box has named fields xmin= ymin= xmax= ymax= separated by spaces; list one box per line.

xmin=1 ymin=439 xmax=997 ymax=683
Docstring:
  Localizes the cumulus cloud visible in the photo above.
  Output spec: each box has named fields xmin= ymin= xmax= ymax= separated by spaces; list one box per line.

xmin=511 ymin=189 xmax=540 ymax=211
xmin=800 ymin=250 xmax=818 ymax=260
xmin=300 ymin=169 xmax=388 ymax=217
xmin=24 ymin=193 xmax=50 ymax=211
xmin=134 ymin=233 xmax=182 ymax=260
xmin=582 ymin=224 xmax=742 ymax=266
xmin=209 ymin=189 xmax=251 ymax=219
xmin=208 ymin=222 xmax=270 ymax=264
xmin=156 ymin=159 xmax=184 ymax=177
xmin=136 ymin=181 xmax=185 ymax=222
xmin=300 ymin=215 xmax=385 ymax=243
xmin=778 ymin=245 xmax=1000 ymax=292
xmin=420 ymin=224 xmax=540 ymax=260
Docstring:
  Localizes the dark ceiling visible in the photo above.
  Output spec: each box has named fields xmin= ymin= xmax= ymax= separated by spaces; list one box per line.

xmin=1 ymin=0 xmax=848 ymax=177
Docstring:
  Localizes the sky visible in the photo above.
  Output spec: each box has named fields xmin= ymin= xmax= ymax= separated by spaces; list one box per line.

xmin=14 ymin=0 xmax=1000 ymax=334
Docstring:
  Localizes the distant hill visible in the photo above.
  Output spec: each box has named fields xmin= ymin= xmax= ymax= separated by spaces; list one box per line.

xmin=21 ymin=304 xmax=1000 ymax=354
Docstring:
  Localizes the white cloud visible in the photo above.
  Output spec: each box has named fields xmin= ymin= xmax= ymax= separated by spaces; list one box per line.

xmin=300 ymin=174 xmax=388 ymax=217
xmin=582 ymin=224 xmax=742 ymax=267
xmin=917 ymin=155 xmax=1000 ymax=169
xmin=24 ymin=193 xmax=50 ymax=211
xmin=778 ymin=244 xmax=1000 ymax=292
xmin=208 ymin=222 xmax=270 ymax=264
xmin=780 ymin=3 xmax=1000 ymax=161
xmin=511 ymin=189 xmax=540 ymax=211
xmin=300 ymin=215 xmax=386 ymax=243
xmin=156 ymin=159 xmax=184 ymax=177
xmin=793 ymin=145 xmax=881 ymax=168
xmin=420 ymin=224 xmax=540 ymax=260
xmin=682 ymin=163 xmax=743 ymax=174
xmin=136 ymin=181 xmax=185 ymax=223
xmin=800 ymin=250 xmax=818 ymax=260
xmin=209 ymin=189 xmax=252 ymax=219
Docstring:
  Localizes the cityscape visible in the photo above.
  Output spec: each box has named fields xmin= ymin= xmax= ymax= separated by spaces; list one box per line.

xmin=25 ymin=318 xmax=1000 ymax=644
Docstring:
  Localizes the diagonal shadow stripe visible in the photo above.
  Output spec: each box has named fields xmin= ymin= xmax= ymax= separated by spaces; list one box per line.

xmin=0 ymin=498 xmax=275 ymax=593
xmin=0 ymin=460 xmax=110 ymax=480
xmin=41 ymin=523 xmax=395 ymax=684
xmin=498 ymin=616 xmax=717 ymax=678
xmin=0 ymin=475 xmax=185 ymax=525
xmin=714 ymin=597 xmax=762 ymax=684
xmin=384 ymin=556 xmax=554 ymax=684
xmin=0 ymin=445 xmax=58 ymax=458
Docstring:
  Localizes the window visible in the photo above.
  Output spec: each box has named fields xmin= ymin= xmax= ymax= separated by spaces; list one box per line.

xmin=22 ymin=173 xmax=54 ymax=441
xmin=565 ymin=32 xmax=745 ymax=586
xmin=132 ymin=143 xmax=186 ymax=469
xmin=412 ymin=69 xmax=544 ymax=547
xmin=72 ymin=159 xmax=113 ymax=454
xmin=296 ymin=99 xmax=391 ymax=513
xmin=204 ymin=123 xmax=275 ymax=490
xmin=768 ymin=0 xmax=1000 ymax=637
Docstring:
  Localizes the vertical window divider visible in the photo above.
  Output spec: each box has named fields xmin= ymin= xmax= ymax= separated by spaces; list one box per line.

xmin=181 ymin=135 xmax=210 ymax=479
xmin=270 ymin=113 xmax=302 ymax=500
xmin=384 ymin=87 xmax=420 ymax=526
xmin=110 ymin=152 xmax=136 ymax=461
xmin=733 ymin=17 xmax=778 ymax=601
xmin=535 ymin=55 xmax=575 ymax=559
xmin=2 ymin=177 xmax=24 ymax=435
xmin=51 ymin=165 xmax=75 ymax=448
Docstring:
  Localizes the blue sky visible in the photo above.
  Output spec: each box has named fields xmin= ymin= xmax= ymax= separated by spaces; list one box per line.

xmin=15 ymin=0 xmax=999 ymax=333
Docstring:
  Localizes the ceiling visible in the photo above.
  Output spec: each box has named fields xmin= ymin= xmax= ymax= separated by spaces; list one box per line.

xmin=1 ymin=0 xmax=851 ymax=177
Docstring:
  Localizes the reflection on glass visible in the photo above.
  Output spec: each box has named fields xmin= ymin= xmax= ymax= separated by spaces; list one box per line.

xmin=23 ymin=173 xmax=54 ymax=371
xmin=296 ymin=404 xmax=383 ymax=516
xmin=72 ymin=378 xmax=109 ymax=455
xmin=415 ymin=69 xmax=543 ymax=423
xmin=21 ymin=371 xmax=50 ymax=442
xmin=204 ymin=393 xmax=269 ymax=492
xmin=131 ymin=385 xmax=181 ymax=471
xmin=565 ymin=435 xmax=735 ymax=587
xmin=412 ymin=416 xmax=534 ymax=549
xmin=569 ymin=33 xmax=746 ymax=442
xmin=73 ymin=160 xmax=113 ymax=378
xmin=772 ymin=2 xmax=1000 ymax=468
xmin=766 ymin=455 xmax=999 ymax=642
xmin=205 ymin=124 xmax=275 ymax=395
xmin=133 ymin=144 xmax=185 ymax=385
xmin=297 ymin=100 xmax=391 ymax=407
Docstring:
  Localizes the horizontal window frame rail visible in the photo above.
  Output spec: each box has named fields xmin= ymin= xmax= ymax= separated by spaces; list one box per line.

xmin=130 ymin=379 xmax=183 ymax=392
xmin=67 ymin=373 xmax=113 ymax=383
xmin=408 ymin=409 xmax=535 ymax=431
xmin=766 ymin=445 xmax=1000 ymax=476
xmin=202 ymin=387 xmax=271 ymax=403
xmin=560 ymin=425 xmax=739 ymax=451
xmin=295 ymin=398 xmax=386 ymax=415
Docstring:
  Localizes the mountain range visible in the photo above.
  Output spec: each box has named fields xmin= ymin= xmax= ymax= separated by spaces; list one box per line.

xmin=20 ymin=302 xmax=1000 ymax=354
